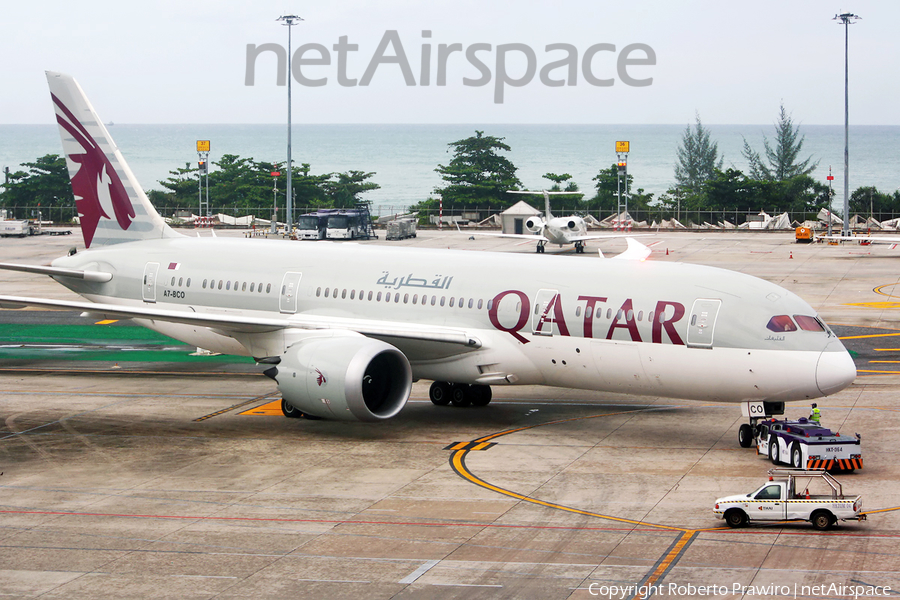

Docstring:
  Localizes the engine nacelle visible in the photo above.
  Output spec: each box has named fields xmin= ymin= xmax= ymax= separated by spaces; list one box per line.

xmin=267 ymin=333 xmax=412 ymax=421
xmin=524 ymin=217 xmax=544 ymax=232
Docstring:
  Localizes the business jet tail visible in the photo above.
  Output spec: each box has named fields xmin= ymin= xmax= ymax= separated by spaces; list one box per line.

xmin=46 ymin=71 xmax=182 ymax=248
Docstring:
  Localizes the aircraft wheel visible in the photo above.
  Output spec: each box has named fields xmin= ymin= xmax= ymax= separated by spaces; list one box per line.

xmin=769 ymin=440 xmax=780 ymax=464
xmin=450 ymin=384 xmax=471 ymax=407
xmin=738 ymin=424 xmax=754 ymax=448
xmin=469 ymin=385 xmax=492 ymax=407
xmin=429 ymin=381 xmax=451 ymax=406
xmin=791 ymin=443 xmax=803 ymax=469
xmin=281 ymin=399 xmax=303 ymax=418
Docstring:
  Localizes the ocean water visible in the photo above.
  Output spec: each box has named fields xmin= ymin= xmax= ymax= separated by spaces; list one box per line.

xmin=2 ymin=123 xmax=898 ymax=214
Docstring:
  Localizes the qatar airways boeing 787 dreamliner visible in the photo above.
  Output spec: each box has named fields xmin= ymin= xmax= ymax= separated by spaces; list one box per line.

xmin=0 ymin=72 xmax=855 ymax=430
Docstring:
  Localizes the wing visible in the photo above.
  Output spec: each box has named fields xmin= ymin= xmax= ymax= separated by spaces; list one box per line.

xmin=0 ymin=294 xmax=479 ymax=348
xmin=818 ymin=235 xmax=900 ymax=246
xmin=466 ymin=231 xmax=549 ymax=242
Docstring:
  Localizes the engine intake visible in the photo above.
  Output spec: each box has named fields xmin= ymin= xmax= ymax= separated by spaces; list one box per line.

xmin=524 ymin=217 xmax=543 ymax=232
xmin=267 ymin=333 xmax=412 ymax=421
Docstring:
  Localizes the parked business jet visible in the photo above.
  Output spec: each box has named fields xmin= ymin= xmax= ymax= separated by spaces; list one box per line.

xmin=0 ymin=73 xmax=856 ymax=427
xmin=469 ymin=190 xmax=637 ymax=254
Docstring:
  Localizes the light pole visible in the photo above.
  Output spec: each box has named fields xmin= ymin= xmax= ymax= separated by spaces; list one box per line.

xmin=277 ymin=14 xmax=303 ymax=236
xmin=834 ymin=11 xmax=860 ymax=237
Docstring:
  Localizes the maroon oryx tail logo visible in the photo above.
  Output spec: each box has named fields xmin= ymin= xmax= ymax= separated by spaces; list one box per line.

xmin=315 ymin=368 xmax=327 ymax=386
xmin=52 ymin=93 xmax=135 ymax=248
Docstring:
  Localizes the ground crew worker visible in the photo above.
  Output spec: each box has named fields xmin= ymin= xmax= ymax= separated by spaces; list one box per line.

xmin=810 ymin=403 xmax=821 ymax=424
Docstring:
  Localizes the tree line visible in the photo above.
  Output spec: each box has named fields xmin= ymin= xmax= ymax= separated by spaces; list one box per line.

xmin=1 ymin=109 xmax=896 ymax=222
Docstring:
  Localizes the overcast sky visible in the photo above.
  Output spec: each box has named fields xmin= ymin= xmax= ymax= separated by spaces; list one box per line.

xmin=2 ymin=1 xmax=895 ymax=125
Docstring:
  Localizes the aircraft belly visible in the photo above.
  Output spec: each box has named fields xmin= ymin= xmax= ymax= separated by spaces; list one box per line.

xmin=133 ymin=318 xmax=250 ymax=356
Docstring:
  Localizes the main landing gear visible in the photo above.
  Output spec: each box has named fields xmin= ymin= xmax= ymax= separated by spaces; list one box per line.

xmin=535 ymin=241 xmax=547 ymax=253
xmin=429 ymin=382 xmax=492 ymax=407
xmin=574 ymin=241 xmax=585 ymax=254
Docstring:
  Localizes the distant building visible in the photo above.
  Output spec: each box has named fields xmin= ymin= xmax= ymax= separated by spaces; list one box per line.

xmin=501 ymin=200 xmax=541 ymax=234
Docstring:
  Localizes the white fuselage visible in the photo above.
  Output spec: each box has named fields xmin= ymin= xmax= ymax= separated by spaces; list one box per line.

xmin=51 ymin=237 xmax=856 ymax=404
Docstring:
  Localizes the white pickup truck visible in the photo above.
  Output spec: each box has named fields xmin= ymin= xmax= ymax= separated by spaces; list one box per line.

xmin=714 ymin=469 xmax=865 ymax=530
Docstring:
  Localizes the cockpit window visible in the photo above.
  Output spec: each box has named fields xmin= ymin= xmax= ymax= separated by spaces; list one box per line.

xmin=794 ymin=315 xmax=825 ymax=332
xmin=766 ymin=315 xmax=797 ymax=332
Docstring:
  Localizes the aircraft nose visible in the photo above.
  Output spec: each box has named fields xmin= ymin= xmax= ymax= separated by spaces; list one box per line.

xmin=816 ymin=341 xmax=856 ymax=396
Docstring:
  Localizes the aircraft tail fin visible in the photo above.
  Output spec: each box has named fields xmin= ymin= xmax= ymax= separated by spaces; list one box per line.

xmin=46 ymin=71 xmax=182 ymax=248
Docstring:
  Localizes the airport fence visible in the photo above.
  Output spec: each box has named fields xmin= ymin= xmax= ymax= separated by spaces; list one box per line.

xmin=9 ymin=205 xmax=898 ymax=230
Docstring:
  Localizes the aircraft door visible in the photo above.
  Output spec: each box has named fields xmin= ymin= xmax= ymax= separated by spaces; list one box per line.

xmin=279 ymin=272 xmax=303 ymax=313
xmin=687 ymin=298 xmax=722 ymax=348
xmin=532 ymin=289 xmax=562 ymax=336
xmin=142 ymin=262 xmax=159 ymax=303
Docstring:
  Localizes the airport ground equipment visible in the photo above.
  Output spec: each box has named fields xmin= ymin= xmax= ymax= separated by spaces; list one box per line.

xmin=714 ymin=468 xmax=864 ymax=530
xmin=0 ymin=220 xmax=34 ymax=237
xmin=795 ymin=226 xmax=813 ymax=243
xmin=756 ymin=417 xmax=862 ymax=471
xmin=386 ymin=218 xmax=417 ymax=240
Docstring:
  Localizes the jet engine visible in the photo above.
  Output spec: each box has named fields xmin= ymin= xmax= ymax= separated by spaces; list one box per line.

xmin=524 ymin=217 xmax=544 ymax=232
xmin=265 ymin=333 xmax=412 ymax=421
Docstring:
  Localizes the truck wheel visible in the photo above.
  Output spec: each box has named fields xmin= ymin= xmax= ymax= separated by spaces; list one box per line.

xmin=724 ymin=509 xmax=748 ymax=528
xmin=791 ymin=443 xmax=803 ymax=469
xmin=738 ymin=424 xmax=753 ymax=448
xmin=769 ymin=440 xmax=780 ymax=464
xmin=811 ymin=510 xmax=835 ymax=531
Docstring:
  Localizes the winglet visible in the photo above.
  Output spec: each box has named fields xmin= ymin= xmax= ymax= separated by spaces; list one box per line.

xmin=611 ymin=237 xmax=652 ymax=261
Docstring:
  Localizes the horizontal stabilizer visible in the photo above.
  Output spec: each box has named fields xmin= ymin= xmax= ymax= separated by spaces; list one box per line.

xmin=0 ymin=262 xmax=112 ymax=282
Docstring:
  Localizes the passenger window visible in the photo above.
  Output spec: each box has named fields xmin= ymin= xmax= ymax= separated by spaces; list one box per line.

xmin=794 ymin=315 xmax=825 ymax=332
xmin=394 ymin=293 xmax=400 ymax=303
xmin=368 ymin=291 xmax=373 ymax=301
xmin=638 ymin=311 xmax=643 ymax=321
xmin=251 ymin=283 xmax=255 ymax=292
xmin=403 ymin=293 xmax=409 ymax=304
xmin=342 ymin=289 xmax=347 ymax=299
xmin=186 ymin=278 xmax=191 ymax=288
xmin=431 ymin=296 xmax=436 ymax=306
xmin=376 ymin=292 xmax=382 ymax=301
xmin=648 ymin=311 xmax=654 ymax=323
xmin=412 ymin=294 xmax=418 ymax=304
xmin=487 ymin=299 xmax=492 ymax=310
xmin=576 ymin=306 xmax=582 ymax=317
xmin=607 ymin=308 xmax=612 ymax=319
xmin=325 ymin=288 xmax=330 ymax=298
xmin=178 ymin=277 xmax=183 ymax=287
xmin=218 ymin=280 xmax=223 ymax=290
xmin=266 ymin=284 xmax=271 ymax=293
xmin=767 ymin=315 xmax=797 ymax=332
xmin=450 ymin=297 xmax=455 ymax=308
xmin=171 ymin=277 xmax=176 ymax=286
xmin=202 ymin=279 xmax=207 ymax=289
xmin=477 ymin=299 xmax=483 ymax=310
xmin=242 ymin=282 xmax=247 ymax=292
xmin=467 ymin=298 xmax=473 ymax=309
xmin=440 ymin=297 xmax=445 ymax=307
